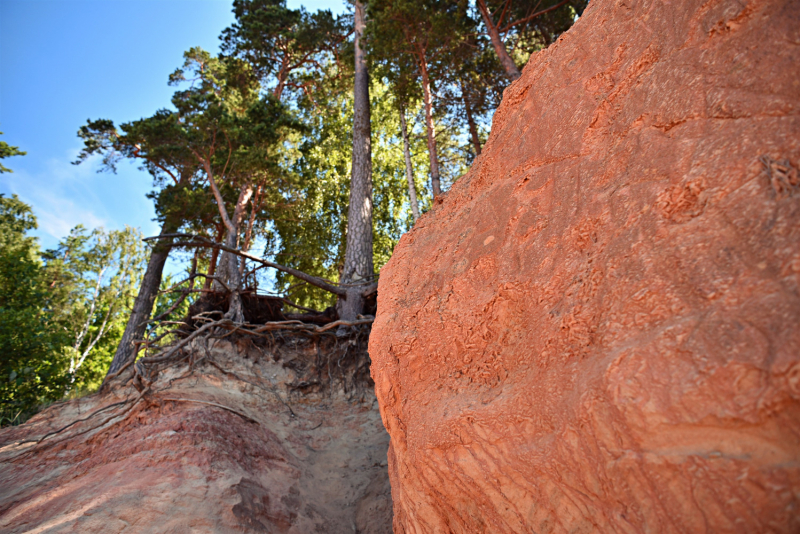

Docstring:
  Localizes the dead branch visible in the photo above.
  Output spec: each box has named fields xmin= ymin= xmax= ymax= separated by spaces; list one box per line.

xmin=280 ymin=297 xmax=322 ymax=314
xmin=361 ymin=282 xmax=379 ymax=298
xmin=138 ymin=319 xmax=231 ymax=365
xmin=144 ymin=233 xmax=349 ymax=297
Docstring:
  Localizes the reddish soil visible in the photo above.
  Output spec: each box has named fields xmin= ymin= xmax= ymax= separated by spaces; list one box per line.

xmin=369 ymin=0 xmax=800 ymax=532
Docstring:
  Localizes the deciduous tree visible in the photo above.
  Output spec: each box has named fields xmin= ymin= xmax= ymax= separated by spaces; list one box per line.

xmin=368 ymin=0 xmax=472 ymax=198
xmin=0 ymin=131 xmax=26 ymax=173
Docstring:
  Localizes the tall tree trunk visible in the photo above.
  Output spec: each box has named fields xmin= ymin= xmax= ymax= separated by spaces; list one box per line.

xmin=203 ymin=155 xmax=253 ymax=323
xmin=203 ymin=223 xmax=225 ymax=291
xmin=242 ymin=185 xmax=262 ymax=254
xmin=476 ymin=0 xmax=522 ymax=81
xmin=103 ymin=216 xmax=178 ymax=382
xmin=340 ymin=0 xmax=374 ymax=322
xmin=462 ymin=90 xmax=482 ymax=156
xmin=218 ymin=183 xmax=254 ymax=289
xmin=216 ymin=184 xmax=254 ymax=323
xmin=399 ymin=106 xmax=420 ymax=222
xmin=419 ymin=57 xmax=442 ymax=198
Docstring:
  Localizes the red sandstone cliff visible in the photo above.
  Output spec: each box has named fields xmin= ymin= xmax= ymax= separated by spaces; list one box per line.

xmin=369 ymin=0 xmax=800 ymax=532
xmin=0 ymin=333 xmax=391 ymax=533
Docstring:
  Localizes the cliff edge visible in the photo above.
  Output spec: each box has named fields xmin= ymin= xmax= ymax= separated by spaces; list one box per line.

xmin=1 ymin=331 xmax=391 ymax=533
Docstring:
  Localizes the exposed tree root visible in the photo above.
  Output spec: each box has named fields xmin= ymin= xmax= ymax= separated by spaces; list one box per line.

xmin=2 ymin=387 xmax=151 ymax=462
xmin=159 ymin=397 xmax=259 ymax=425
xmin=3 ymin=307 xmax=375 ymax=467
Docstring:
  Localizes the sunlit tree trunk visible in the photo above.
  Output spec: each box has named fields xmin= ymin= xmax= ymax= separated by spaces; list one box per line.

xmin=203 ymin=154 xmax=253 ymax=322
xmin=399 ymin=107 xmax=420 ymax=221
xmin=340 ymin=0 xmax=374 ymax=322
xmin=203 ymin=223 xmax=225 ymax=291
xmin=216 ymin=183 xmax=254 ymax=322
xmin=476 ymin=0 xmax=522 ymax=81
xmin=418 ymin=57 xmax=442 ymax=198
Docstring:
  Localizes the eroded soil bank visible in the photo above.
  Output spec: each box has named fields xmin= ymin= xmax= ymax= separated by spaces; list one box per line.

xmin=0 ymin=329 xmax=391 ymax=533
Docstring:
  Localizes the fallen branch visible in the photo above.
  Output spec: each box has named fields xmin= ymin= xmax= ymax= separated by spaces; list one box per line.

xmin=280 ymin=297 xmax=322 ymax=314
xmin=361 ymin=282 xmax=379 ymax=298
xmin=145 ymin=234 xmax=348 ymax=297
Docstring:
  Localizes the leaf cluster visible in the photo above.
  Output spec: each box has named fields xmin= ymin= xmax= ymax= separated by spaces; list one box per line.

xmin=0 ymin=196 xmax=146 ymax=425
xmin=0 ymin=131 xmax=27 ymax=174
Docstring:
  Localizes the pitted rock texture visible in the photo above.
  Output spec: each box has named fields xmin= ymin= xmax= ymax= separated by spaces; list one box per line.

xmin=369 ymin=0 xmax=800 ymax=532
xmin=0 ymin=333 xmax=391 ymax=533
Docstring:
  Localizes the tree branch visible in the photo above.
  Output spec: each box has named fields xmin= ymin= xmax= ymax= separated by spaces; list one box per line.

xmin=144 ymin=234 xmax=348 ymax=297
xmin=501 ymin=0 xmax=572 ymax=33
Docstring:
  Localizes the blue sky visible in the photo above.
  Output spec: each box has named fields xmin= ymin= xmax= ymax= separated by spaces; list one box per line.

xmin=0 ymin=0 xmax=347 ymax=251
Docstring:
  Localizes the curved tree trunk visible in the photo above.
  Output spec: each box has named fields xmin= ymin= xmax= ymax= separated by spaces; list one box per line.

xmin=340 ymin=0 xmax=374 ymax=322
xmin=476 ymin=0 xmax=522 ymax=81
xmin=103 ymin=216 xmax=178 ymax=383
xmin=399 ymin=107 xmax=420 ymax=222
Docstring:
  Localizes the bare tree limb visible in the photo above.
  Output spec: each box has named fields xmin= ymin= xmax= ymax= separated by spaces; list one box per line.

xmin=361 ymin=282 xmax=379 ymax=299
xmin=501 ymin=0 xmax=573 ymax=33
xmin=144 ymin=233 xmax=348 ymax=297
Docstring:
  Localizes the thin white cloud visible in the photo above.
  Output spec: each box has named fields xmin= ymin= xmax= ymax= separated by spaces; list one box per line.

xmin=2 ymin=151 xmax=107 ymax=241
xmin=0 ymin=148 xmax=151 ymax=249
xmin=34 ymin=193 xmax=107 ymax=243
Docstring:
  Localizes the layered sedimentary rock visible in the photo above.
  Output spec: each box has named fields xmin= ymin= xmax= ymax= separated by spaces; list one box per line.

xmin=369 ymin=0 xmax=800 ymax=532
xmin=0 ymin=333 xmax=391 ymax=533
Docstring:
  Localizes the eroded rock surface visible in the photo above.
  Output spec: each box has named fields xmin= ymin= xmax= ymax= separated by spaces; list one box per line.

xmin=369 ymin=0 xmax=800 ymax=532
xmin=0 ymin=332 xmax=391 ymax=533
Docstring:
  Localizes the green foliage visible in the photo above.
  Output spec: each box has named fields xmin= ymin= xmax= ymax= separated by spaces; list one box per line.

xmin=68 ymin=1 xmax=585 ymax=320
xmin=0 ymin=195 xmax=147 ymax=425
xmin=43 ymin=226 xmax=148 ymax=391
xmin=165 ymin=47 xmax=303 ymax=223
xmin=221 ymin=0 xmax=349 ymax=101
xmin=0 ymin=0 xmax=586 ymax=427
xmin=267 ymin=74 xmax=437 ymax=308
xmin=0 ymin=131 xmax=26 ymax=174
xmin=0 ymin=195 xmax=68 ymax=425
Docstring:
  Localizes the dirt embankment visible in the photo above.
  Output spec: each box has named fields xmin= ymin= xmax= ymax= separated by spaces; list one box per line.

xmin=0 ymin=329 xmax=392 ymax=533
xmin=369 ymin=0 xmax=800 ymax=532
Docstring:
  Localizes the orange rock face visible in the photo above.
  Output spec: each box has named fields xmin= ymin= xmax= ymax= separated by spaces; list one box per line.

xmin=369 ymin=0 xmax=800 ymax=532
